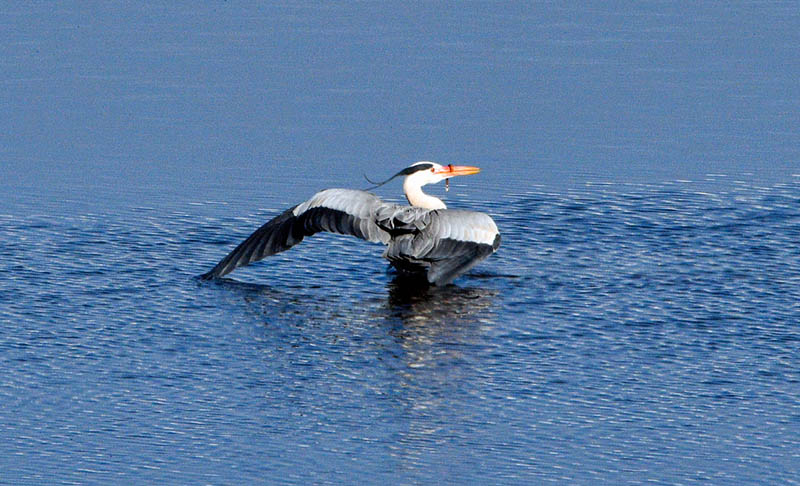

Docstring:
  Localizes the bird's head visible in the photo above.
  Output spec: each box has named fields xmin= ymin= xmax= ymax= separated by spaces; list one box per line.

xmin=364 ymin=161 xmax=482 ymax=209
xmin=365 ymin=161 xmax=481 ymax=189
xmin=403 ymin=161 xmax=481 ymax=187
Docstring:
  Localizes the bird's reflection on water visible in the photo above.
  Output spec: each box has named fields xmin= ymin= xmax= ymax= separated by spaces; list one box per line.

xmin=204 ymin=274 xmax=498 ymax=360
xmin=208 ymin=274 xmax=500 ymax=403
xmin=205 ymin=274 xmax=498 ymax=337
xmin=204 ymin=275 xmax=500 ymax=468
xmin=381 ymin=276 xmax=498 ymax=342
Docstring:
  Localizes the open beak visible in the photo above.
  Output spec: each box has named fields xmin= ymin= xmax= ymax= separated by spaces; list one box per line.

xmin=433 ymin=164 xmax=481 ymax=178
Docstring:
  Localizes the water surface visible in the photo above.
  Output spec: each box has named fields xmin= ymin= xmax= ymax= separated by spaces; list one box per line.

xmin=1 ymin=2 xmax=799 ymax=485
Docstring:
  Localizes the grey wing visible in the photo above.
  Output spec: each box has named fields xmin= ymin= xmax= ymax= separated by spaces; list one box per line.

xmin=386 ymin=209 xmax=501 ymax=285
xmin=201 ymin=189 xmax=391 ymax=279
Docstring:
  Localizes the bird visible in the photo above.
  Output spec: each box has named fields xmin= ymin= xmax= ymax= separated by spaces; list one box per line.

xmin=200 ymin=161 xmax=500 ymax=285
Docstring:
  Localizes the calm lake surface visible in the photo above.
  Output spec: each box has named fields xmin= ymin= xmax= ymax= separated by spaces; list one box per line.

xmin=2 ymin=2 xmax=799 ymax=485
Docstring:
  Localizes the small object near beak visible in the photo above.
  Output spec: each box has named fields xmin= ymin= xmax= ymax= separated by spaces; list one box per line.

xmin=445 ymin=179 xmax=450 ymax=192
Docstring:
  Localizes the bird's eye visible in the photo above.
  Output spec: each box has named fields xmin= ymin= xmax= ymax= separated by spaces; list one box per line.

xmin=430 ymin=168 xmax=435 ymax=172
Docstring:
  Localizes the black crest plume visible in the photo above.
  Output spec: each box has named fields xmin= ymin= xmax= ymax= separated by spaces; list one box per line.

xmin=363 ymin=163 xmax=434 ymax=191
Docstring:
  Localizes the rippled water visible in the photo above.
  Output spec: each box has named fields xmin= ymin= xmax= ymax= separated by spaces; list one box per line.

xmin=2 ymin=179 xmax=798 ymax=484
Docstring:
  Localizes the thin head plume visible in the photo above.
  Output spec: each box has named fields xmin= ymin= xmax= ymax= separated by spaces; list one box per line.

xmin=362 ymin=163 xmax=434 ymax=191
xmin=362 ymin=172 xmax=398 ymax=190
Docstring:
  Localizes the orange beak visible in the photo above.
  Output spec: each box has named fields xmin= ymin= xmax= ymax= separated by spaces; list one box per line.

xmin=433 ymin=164 xmax=481 ymax=178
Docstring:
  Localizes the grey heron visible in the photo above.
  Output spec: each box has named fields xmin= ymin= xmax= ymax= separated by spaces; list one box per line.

xmin=201 ymin=161 xmax=500 ymax=285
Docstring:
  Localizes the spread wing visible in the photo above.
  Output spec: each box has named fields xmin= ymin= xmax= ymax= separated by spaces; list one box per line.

xmin=383 ymin=209 xmax=501 ymax=285
xmin=201 ymin=189 xmax=392 ymax=279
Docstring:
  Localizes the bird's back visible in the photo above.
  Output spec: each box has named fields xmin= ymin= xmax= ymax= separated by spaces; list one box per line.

xmin=379 ymin=208 xmax=500 ymax=285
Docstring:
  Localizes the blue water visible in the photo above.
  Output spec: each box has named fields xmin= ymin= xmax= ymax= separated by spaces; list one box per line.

xmin=2 ymin=2 xmax=799 ymax=485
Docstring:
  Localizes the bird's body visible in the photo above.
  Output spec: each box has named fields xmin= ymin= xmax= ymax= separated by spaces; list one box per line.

xmin=201 ymin=162 xmax=500 ymax=285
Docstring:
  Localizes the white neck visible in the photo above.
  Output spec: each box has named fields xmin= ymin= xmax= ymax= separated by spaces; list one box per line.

xmin=404 ymin=178 xmax=447 ymax=209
